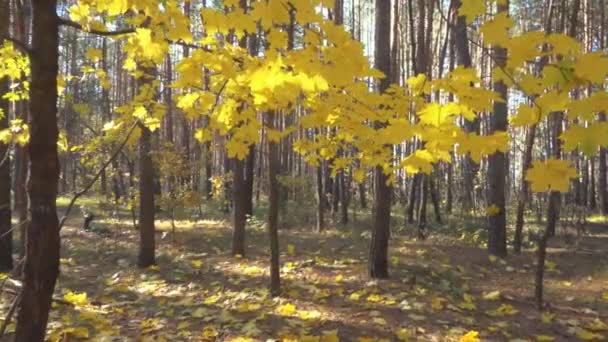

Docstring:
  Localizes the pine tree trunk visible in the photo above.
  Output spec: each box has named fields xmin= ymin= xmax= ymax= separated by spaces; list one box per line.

xmin=15 ymin=1 xmax=61 ymax=339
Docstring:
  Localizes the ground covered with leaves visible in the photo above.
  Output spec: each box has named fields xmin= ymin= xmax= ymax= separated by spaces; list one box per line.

xmin=1 ymin=200 xmax=607 ymax=341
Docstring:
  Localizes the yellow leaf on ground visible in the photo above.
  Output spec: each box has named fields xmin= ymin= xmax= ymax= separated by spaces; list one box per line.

xmin=459 ymin=330 xmax=481 ymax=342
xmin=277 ymin=303 xmax=297 ymax=316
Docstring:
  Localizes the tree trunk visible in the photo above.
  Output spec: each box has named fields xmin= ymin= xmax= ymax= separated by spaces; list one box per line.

xmin=15 ymin=1 xmax=61 ymax=340
xmin=417 ymin=175 xmax=428 ymax=239
xmin=486 ymin=1 xmax=509 ymax=258
xmin=406 ymin=174 xmax=419 ymax=223
xmin=316 ymin=162 xmax=324 ymax=232
xmin=266 ymin=111 xmax=281 ymax=296
xmin=0 ymin=0 xmax=13 ymax=272
xmin=514 ymin=125 xmax=536 ymax=253
xmin=138 ymin=122 xmax=156 ymax=267
xmin=244 ymin=145 xmax=255 ymax=217
xmin=598 ymin=114 xmax=608 ymax=215
xmin=340 ymin=169 xmax=350 ymax=224
xmin=232 ymin=158 xmax=247 ymax=256
xmin=429 ymin=173 xmax=442 ymax=224
xmin=369 ymin=0 xmax=392 ymax=279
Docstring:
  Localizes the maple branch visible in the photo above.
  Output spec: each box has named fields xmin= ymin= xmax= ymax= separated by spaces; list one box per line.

xmin=0 ymin=34 xmax=31 ymax=55
xmin=57 ymin=17 xmax=135 ymax=36
xmin=58 ymin=120 xmax=140 ymax=231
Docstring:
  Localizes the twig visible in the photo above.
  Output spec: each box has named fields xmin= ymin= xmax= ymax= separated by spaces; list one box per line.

xmin=57 ymin=17 xmax=135 ymax=36
xmin=0 ymin=34 xmax=31 ymax=55
xmin=0 ymin=218 xmax=29 ymax=240
xmin=58 ymin=120 xmax=140 ymax=231
xmin=0 ymin=289 xmax=21 ymax=337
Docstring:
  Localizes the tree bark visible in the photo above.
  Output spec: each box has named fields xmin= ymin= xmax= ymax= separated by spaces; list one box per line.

xmin=138 ymin=123 xmax=156 ymax=267
xmin=514 ymin=125 xmax=536 ymax=253
xmin=266 ymin=111 xmax=281 ymax=296
xmin=316 ymin=160 xmax=324 ymax=232
xmin=15 ymin=1 xmax=61 ymax=340
xmin=369 ymin=0 xmax=392 ymax=279
xmin=486 ymin=1 xmax=509 ymax=258
xmin=0 ymin=0 xmax=13 ymax=272
xmin=598 ymin=113 xmax=608 ymax=215
xmin=231 ymin=158 xmax=247 ymax=256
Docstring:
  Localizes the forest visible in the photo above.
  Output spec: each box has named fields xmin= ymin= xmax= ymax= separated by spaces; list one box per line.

xmin=0 ymin=0 xmax=607 ymax=341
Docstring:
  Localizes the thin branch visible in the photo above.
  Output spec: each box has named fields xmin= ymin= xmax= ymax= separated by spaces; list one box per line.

xmin=58 ymin=120 xmax=140 ymax=231
xmin=0 ymin=34 xmax=31 ymax=55
xmin=0 ymin=289 xmax=21 ymax=338
xmin=57 ymin=17 xmax=135 ymax=36
xmin=0 ymin=218 xmax=29 ymax=240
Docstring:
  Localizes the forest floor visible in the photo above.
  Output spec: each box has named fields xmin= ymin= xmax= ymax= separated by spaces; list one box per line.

xmin=1 ymin=198 xmax=607 ymax=342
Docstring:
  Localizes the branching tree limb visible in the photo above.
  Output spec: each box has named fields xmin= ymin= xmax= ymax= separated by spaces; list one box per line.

xmin=0 ymin=34 xmax=31 ymax=55
xmin=58 ymin=120 xmax=140 ymax=231
xmin=57 ymin=17 xmax=136 ymax=36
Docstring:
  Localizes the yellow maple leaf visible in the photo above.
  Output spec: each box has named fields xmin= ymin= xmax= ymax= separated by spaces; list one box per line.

xmin=287 ymin=244 xmax=296 ymax=256
xmin=575 ymin=52 xmax=608 ymax=84
xmin=525 ymin=159 xmax=577 ymax=193
xmin=480 ymin=12 xmax=514 ymax=46
xmin=459 ymin=0 xmax=485 ymax=24
xmin=486 ymin=204 xmax=501 ymax=216
xmin=459 ymin=330 xmax=481 ymax=342
xmin=202 ymin=326 xmax=219 ymax=339
xmin=63 ymin=291 xmax=88 ymax=306
xmin=85 ymin=48 xmax=102 ymax=62
xmin=277 ymin=303 xmax=297 ymax=316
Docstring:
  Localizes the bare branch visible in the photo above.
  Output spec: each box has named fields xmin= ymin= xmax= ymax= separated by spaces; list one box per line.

xmin=57 ymin=17 xmax=135 ymax=36
xmin=0 ymin=34 xmax=31 ymax=55
xmin=58 ymin=120 xmax=140 ymax=231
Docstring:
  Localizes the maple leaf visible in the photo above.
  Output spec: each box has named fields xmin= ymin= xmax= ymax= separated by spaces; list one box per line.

xmin=525 ymin=159 xmax=577 ymax=193
xmin=486 ymin=204 xmax=501 ymax=216
xmin=85 ymin=48 xmax=102 ymax=62
xmin=277 ymin=303 xmax=297 ymax=316
xmin=458 ymin=0 xmax=485 ymax=24
xmin=510 ymin=104 xmax=540 ymax=127
xmin=63 ymin=291 xmax=88 ymax=306
xmin=480 ymin=12 xmax=514 ymax=46
xmin=459 ymin=330 xmax=481 ymax=342
xmin=575 ymin=52 xmax=608 ymax=84
xmin=560 ymin=123 xmax=608 ymax=157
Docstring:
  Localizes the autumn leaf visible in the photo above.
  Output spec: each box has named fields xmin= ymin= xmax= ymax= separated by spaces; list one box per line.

xmin=525 ymin=159 xmax=577 ymax=193
xmin=458 ymin=0 xmax=486 ymax=24
xmin=277 ymin=303 xmax=297 ymax=316
xmin=459 ymin=330 xmax=481 ymax=342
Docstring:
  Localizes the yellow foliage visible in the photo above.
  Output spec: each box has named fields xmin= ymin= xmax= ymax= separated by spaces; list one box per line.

xmin=525 ymin=159 xmax=577 ymax=193
xmin=459 ymin=330 xmax=481 ymax=342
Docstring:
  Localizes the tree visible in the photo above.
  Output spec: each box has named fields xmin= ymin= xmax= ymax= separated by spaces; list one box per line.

xmin=15 ymin=0 xmax=61 ymax=340
xmin=486 ymin=1 xmax=509 ymax=258
xmin=368 ymin=0 xmax=392 ymax=279
xmin=0 ymin=0 xmax=13 ymax=272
